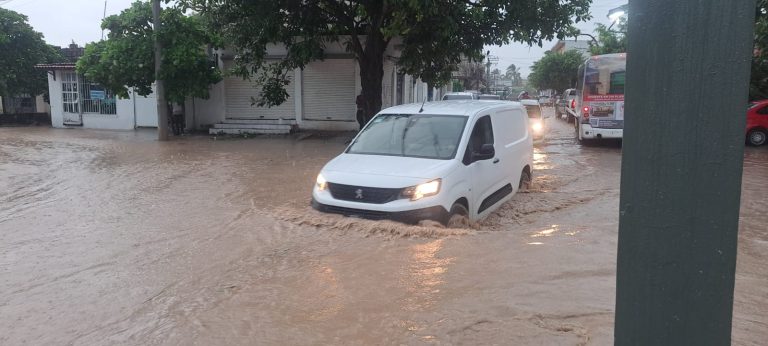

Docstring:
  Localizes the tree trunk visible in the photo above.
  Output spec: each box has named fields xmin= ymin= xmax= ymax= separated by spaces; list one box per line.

xmin=358 ymin=36 xmax=386 ymax=122
xmin=152 ymin=0 xmax=169 ymax=141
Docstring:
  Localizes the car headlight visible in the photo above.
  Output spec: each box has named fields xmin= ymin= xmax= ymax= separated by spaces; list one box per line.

xmin=402 ymin=179 xmax=441 ymax=201
xmin=316 ymin=173 xmax=327 ymax=191
xmin=531 ymin=121 xmax=543 ymax=133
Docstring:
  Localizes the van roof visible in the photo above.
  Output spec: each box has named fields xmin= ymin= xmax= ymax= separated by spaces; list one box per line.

xmin=380 ymin=100 xmax=523 ymax=117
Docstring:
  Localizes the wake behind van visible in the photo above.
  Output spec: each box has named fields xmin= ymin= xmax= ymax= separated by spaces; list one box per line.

xmin=312 ymin=100 xmax=534 ymax=227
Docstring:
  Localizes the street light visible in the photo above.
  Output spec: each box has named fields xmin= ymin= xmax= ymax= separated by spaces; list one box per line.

xmin=608 ymin=4 xmax=628 ymax=30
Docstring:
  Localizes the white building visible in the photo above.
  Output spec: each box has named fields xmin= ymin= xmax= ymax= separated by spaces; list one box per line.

xmin=38 ymin=62 xmax=159 ymax=130
xmin=38 ymin=39 xmax=445 ymax=134
xmin=194 ymin=40 xmax=443 ymax=134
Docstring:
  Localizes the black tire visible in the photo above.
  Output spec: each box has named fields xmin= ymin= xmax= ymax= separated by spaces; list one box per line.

xmin=446 ymin=203 xmax=470 ymax=228
xmin=519 ymin=169 xmax=532 ymax=191
xmin=747 ymin=129 xmax=767 ymax=146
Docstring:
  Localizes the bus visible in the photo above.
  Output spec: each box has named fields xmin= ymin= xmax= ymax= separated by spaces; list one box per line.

xmin=574 ymin=53 xmax=626 ymax=142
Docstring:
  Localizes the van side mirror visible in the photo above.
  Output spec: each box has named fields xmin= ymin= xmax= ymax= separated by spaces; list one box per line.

xmin=473 ymin=144 xmax=495 ymax=161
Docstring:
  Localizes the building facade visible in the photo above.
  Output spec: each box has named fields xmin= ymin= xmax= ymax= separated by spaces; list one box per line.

xmin=38 ymin=39 xmax=444 ymax=133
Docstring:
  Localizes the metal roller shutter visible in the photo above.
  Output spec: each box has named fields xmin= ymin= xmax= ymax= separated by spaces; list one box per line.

xmin=223 ymin=60 xmax=295 ymax=120
xmin=302 ymin=59 xmax=356 ymax=121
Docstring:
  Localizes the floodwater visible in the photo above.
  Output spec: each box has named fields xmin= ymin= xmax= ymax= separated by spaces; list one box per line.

xmin=0 ymin=116 xmax=765 ymax=345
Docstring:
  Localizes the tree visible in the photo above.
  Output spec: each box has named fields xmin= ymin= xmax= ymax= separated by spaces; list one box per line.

xmin=506 ymin=64 xmax=522 ymax=86
xmin=751 ymin=0 xmax=768 ymax=100
xmin=527 ymin=50 xmax=584 ymax=92
xmin=589 ymin=19 xmax=627 ymax=55
xmin=77 ymin=1 xmax=222 ymax=105
xmin=179 ymin=0 xmax=591 ymax=119
xmin=0 ymin=8 xmax=61 ymax=102
xmin=457 ymin=61 xmax=486 ymax=91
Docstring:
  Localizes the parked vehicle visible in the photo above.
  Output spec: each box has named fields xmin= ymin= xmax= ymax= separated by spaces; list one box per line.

xmin=747 ymin=100 xmax=768 ymax=146
xmin=312 ymin=101 xmax=534 ymax=227
xmin=555 ymin=88 xmax=578 ymax=122
xmin=521 ymin=99 xmax=547 ymax=140
xmin=478 ymin=94 xmax=501 ymax=100
xmin=442 ymin=92 xmax=479 ymax=100
xmin=538 ymin=95 xmax=553 ymax=107
xmin=574 ymin=53 xmax=626 ymax=143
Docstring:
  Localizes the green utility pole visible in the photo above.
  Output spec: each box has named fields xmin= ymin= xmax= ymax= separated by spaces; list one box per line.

xmin=615 ymin=1 xmax=756 ymax=345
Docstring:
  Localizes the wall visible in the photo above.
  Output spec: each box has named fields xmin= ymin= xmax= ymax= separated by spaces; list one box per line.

xmin=48 ymin=72 xmax=64 ymax=128
xmin=185 ymin=66 xmax=225 ymax=130
xmin=131 ymin=87 xmax=159 ymax=127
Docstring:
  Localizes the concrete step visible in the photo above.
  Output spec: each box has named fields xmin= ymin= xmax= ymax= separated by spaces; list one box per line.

xmin=221 ymin=118 xmax=297 ymax=125
xmin=212 ymin=123 xmax=292 ymax=130
xmin=209 ymin=128 xmax=290 ymax=135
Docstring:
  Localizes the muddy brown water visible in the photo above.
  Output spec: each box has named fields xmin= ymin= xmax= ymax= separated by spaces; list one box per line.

xmin=1 ymin=116 xmax=765 ymax=345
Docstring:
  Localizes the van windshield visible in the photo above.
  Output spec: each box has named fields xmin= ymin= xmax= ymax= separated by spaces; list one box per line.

xmin=347 ymin=114 xmax=468 ymax=159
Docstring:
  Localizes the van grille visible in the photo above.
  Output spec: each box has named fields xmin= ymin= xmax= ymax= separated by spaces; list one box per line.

xmin=327 ymin=183 xmax=402 ymax=204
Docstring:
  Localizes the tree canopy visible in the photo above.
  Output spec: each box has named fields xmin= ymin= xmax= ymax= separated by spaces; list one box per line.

xmin=0 ymin=8 xmax=61 ymax=98
xmin=527 ymin=50 xmax=585 ymax=92
xmin=77 ymin=1 xmax=221 ymax=104
xmin=751 ymin=0 xmax=768 ymax=100
xmin=506 ymin=64 xmax=522 ymax=86
xmin=180 ymin=0 xmax=591 ymax=117
xmin=588 ymin=19 xmax=627 ymax=55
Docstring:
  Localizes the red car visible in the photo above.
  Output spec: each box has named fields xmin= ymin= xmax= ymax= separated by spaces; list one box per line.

xmin=747 ymin=100 xmax=768 ymax=146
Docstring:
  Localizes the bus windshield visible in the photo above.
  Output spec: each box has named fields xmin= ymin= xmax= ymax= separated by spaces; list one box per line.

xmin=582 ymin=54 xmax=626 ymax=101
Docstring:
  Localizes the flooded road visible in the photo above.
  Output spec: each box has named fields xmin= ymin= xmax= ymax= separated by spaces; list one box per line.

xmin=1 ymin=116 xmax=766 ymax=345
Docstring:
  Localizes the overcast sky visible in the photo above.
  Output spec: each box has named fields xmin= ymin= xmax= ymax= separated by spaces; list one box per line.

xmin=2 ymin=0 xmax=625 ymax=78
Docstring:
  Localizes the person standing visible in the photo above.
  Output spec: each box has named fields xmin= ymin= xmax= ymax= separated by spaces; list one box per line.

xmin=356 ymin=94 xmax=366 ymax=130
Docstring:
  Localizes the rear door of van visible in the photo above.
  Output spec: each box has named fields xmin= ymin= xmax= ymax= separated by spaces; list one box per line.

xmin=490 ymin=106 xmax=529 ymax=196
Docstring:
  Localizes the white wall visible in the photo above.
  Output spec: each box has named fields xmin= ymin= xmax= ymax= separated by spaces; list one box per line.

xmin=48 ymin=72 xmax=64 ymax=128
xmin=132 ymin=87 xmax=159 ymax=127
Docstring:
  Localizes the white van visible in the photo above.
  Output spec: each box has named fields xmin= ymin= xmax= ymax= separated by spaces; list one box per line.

xmin=312 ymin=100 xmax=534 ymax=227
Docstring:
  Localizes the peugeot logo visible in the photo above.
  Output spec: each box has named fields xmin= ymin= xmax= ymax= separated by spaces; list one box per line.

xmin=355 ymin=189 xmax=364 ymax=199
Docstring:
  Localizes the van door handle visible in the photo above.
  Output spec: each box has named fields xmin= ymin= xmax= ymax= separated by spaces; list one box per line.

xmin=493 ymin=158 xmax=500 ymax=164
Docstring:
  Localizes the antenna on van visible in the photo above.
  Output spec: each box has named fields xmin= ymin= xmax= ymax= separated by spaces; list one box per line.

xmin=418 ymin=96 xmax=427 ymax=113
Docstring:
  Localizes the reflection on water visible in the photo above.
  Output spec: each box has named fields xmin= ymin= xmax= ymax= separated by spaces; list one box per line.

xmin=531 ymin=225 xmax=560 ymax=238
xmin=401 ymin=239 xmax=454 ymax=312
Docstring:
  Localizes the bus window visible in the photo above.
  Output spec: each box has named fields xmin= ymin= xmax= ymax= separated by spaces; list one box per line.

xmin=583 ymin=55 xmax=626 ymax=99
xmin=609 ymin=71 xmax=625 ymax=94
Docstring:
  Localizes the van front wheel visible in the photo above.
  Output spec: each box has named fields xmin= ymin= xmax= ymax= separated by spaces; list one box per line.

xmin=446 ymin=203 xmax=470 ymax=229
xmin=519 ymin=170 xmax=532 ymax=191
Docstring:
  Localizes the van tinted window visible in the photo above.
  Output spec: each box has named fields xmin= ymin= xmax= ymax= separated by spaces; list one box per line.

xmin=463 ymin=115 xmax=494 ymax=165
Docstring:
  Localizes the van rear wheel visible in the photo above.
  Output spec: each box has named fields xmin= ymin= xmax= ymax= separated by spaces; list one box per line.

xmin=446 ymin=203 xmax=470 ymax=229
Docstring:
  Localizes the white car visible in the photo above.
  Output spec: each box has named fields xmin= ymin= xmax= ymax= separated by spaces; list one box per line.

xmin=521 ymin=99 xmax=547 ymax=139
xmin=442 ymin=92 xmax=478 ymax=100
xmin=312 ymin=100 xmax=534 ymax=227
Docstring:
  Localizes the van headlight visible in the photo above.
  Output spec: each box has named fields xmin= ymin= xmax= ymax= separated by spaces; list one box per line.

xmin=316 ymin=173 xmax=327 ymax=191
xmin=402 ymin=179 xmax=441 ymax=201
